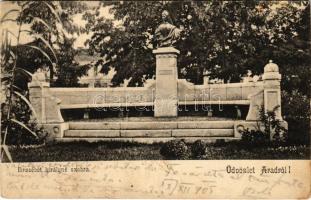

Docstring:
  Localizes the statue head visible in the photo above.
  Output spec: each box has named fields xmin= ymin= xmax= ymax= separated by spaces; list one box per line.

xmin=155 ymin=9 xmax=181 ymax=47
xmin=161 ymin=10 xmax=169 ymax=22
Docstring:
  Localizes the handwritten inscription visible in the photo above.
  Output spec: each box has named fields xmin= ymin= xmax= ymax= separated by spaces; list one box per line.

xmin=2 ymin=161 xmax=309 ymax=198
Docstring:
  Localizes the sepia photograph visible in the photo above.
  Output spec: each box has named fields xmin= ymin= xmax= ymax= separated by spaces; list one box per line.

xmin=1 ymin=1 xmax=310 ymax=162
xmin=0 ymin=1 xmax=311 ymax=199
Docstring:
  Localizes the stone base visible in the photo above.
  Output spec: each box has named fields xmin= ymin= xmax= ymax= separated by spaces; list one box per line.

xmin=154 ymin=99 xmax=178 ymax=117
xmin=234 ymin=121 xmax=263 ymax=138
xmin=42 ymin=119 xmax=287 ymax=143
xmin=41 ymin=123 xmax=69 ymax=143
xmin=59 ymin=119 xmax=236 ymax=144
xmin=64 ymin=128 xmax=234 ymax=138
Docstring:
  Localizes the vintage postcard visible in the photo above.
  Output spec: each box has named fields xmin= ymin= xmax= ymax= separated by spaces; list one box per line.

xmin=1 ymin=1 xmax=310 ymax=199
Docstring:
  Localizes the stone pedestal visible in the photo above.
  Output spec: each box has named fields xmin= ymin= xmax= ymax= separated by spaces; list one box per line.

xmin=153 ymin=47 xmax=179 ymax=117
xmin=29 ymin=72 xmax=64 ymax=124
xmin=28 ymin=71 xmax=66 ymax=143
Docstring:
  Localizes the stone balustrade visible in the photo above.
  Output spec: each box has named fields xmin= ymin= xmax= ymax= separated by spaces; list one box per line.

xmin=28 ymin=48 xmax=286 ymax=142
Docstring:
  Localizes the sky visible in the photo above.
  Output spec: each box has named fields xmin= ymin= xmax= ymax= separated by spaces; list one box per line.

xmin=0 ymin=1 xmax=112 ymax=48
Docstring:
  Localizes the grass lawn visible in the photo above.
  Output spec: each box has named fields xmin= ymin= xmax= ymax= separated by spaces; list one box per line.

xmin=5 ymin=141 xmax=310 ymax=162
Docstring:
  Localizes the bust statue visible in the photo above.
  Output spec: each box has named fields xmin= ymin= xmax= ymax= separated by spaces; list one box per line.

xmin=155 ymin=10 xmax=182 ymax=48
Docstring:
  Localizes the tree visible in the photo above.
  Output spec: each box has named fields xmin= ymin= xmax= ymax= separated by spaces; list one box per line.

xmin=15 ymin=1 xmax=89 ymax=86
xmin=273 ymin=2 xmax=310 ymax=97
xmin=85 ymin=1 xmax=308 ymax=87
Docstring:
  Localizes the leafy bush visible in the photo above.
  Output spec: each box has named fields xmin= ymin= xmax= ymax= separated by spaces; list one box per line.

xmin=191 ymin=140 xmax=206 ymax=158
xmin=1 ymin=96 xmax=48 ymax=146
xmin=241 ymin=129 xmax=270 ymax=148
xmin=260 ymin=106 xmax=288 ymax=143
xmin=160 ymin=139 xmax=189 ymax=159
xmin=240 ymin=106 xmax=288 ymax=148
xmin=282 ymin=90 xmax=310 ymax=144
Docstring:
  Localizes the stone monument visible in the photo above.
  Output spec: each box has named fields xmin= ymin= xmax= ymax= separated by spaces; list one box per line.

xmin=153 ymin=10 xmax=181 ymax=117
xmin=27 ymin=11 xmax=287 ymax=142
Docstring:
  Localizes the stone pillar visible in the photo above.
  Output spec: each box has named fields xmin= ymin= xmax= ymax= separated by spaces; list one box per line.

xmin=28 ymin=71 xmax=67 ymax=142
xmin=262 ymin=60 xmax=283 ymax=120
xmin=153 ymin=47 xmax=179 ymax=117
xmin=29 ymin=71 xmax=64 ymax=124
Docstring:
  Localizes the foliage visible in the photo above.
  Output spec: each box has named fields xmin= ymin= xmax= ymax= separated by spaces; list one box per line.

xmin=191 ymin=140 xmax=206 ymax=158
xmin=0 ymin=2 xmax=65 ymax=161
xmin=259 ymin=106 xmax=288 ymax=142
xmin=84 ymin=1 xmax=308 ymax=87
xmin=14 ymin=1 xmax=89 ymax=87
xmin=1 ymin=97 xmax=47 ymax=145
xmin=240 ymin=106 xmax=288 ymax=148
xmin=241 ymin=129 xmax=270 ymax=148
xmin=282 ymin=90 xmax=310 ymax=144
xmin=262 ymin=3 xmax=311 ymax=100
xmin=52 ymin=37 xmax=89 ymax=87
xmin=160 ymin=139 xmax=189 ymax=159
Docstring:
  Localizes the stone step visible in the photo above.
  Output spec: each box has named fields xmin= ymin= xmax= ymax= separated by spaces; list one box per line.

xmin=69 ymin=122 xmax=121 ymax=130
xmin=56 ymin=137 xmax=239 ymax=144
xmin=63 ymin=128 xmax=234 ymax=138
xmin=64 ymin=130 xmax=120 ymax=138
xmin=177 ymin=121 xmax=234 ymax=129
xmin=68 ymin=121 xmax=235 ymax=130
xmin=68 ymin=116 xmax=234 ymax=122
xmin=172 ymin=129 xmax=233 ymax=137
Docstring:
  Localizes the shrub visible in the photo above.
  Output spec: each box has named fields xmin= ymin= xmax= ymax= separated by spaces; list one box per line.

xmin=241 ymin=128 xmax=270 ymax=148
xmin=191 ymin=140 xmax=206 ymax=158
xmin=240 ymin=106 xmax=288 ymax=148
xmin=1 ymin=96 xmax=48 ymax=146
xmin=160 ymin=139 xmax=189 ymax=159
xmin=259 ymin=106 xmax=288 ymax=143
xmin=281 ymin=90 xmax=310 ymax=144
